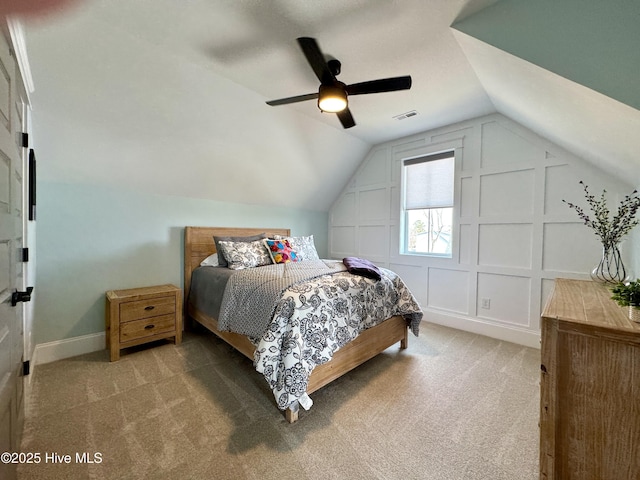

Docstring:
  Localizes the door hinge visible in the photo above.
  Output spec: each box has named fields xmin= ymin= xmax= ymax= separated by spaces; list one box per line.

xmin=21 ymin=247 xmax=29 ymax=262
xmin=23 ymin=360 xmax=30 ymax=376
xmin=11 ymin=286 xmax=33 ymax=306
xmin=21 ymin=133 xmax=28 ymax=148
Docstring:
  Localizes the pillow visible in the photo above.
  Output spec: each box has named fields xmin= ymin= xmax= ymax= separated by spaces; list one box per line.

xmin=217 ymin=239 xmax=272 ymax=270
xmin=200 ymin=253 xmax=219 ymax=267
xmin=264 ymin=239 xmax=298 ymax=264
xmin=214 ymin=233 xmax=266 ymax=267
xmin=274 ymin=235 xmax=320 ymax=261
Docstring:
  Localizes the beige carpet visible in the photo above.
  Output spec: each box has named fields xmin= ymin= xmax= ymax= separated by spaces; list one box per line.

xmin=18 ymin=322 xmax=540 ymax=479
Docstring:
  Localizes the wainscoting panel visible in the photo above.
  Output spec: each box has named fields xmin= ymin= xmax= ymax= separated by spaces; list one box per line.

xmin=542 ymin=222 xmax=600 ymax=273
xmin=328 ymin=113 xmax=631 ymax=347
xmin=357 ymin=148 xmax=387 ymax=186
xmin=459 ymin=224 xmax=471 ymax=265
xmin=428 ymin=268 xmax=469 ymax=314
xmin=389 ymin=262 xmax=426 ymax=306
xmin=544 ymin=164 xmax=572 ymax=215
xmin=358 ymin=225 xmax=387 ymax=258
xmin=479 ymin=169 xmax=535 ymax=217
xmin=460 ymin=176 xmax=474 ymax=218
xmin=331 ymin=226 xmax=356 ymax=256
xmin=478 ymin=223 xmax=533 ymax=269
xmin=480 ymin=120 xmax=547 ymax=168
xmin=541 ymin=278 xmax=555 ymax=314
xmin=477 ymin=272 xmax=531 ymax=326
xmin=358 ymin=188 xmax=388 ymax=223
xmin=390 ymin=186 xmax=400 ymax=222
xmin=330 ymin=191 xmax=356 ymax=226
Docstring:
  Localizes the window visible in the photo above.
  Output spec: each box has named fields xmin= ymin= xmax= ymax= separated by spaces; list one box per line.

xmin=402 ymin=151 xmax=454 ymax=257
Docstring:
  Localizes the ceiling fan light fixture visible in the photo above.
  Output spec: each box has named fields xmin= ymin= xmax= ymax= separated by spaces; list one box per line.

xmin=318 ymin=84 xmax=347 ymax=113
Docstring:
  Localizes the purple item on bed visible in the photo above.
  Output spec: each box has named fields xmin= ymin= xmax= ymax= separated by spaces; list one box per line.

xmin=342 ymin=256 xmax=382 ymax=281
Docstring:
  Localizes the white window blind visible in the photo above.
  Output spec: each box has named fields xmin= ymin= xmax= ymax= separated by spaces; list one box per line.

xmin=404 ymin=152 xmax=454 ymax=210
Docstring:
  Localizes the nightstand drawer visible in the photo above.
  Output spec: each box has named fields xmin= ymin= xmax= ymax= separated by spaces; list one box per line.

xmin=120 ymin=296 xmax=176 ymax=323
xmin=106 ymin=284 xmax=182 ymax=361
xmin=119 ymin=314 xmax=177 ymax=343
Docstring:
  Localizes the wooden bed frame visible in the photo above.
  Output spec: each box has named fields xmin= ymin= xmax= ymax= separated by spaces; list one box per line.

xmin=184 ymin=226 xmax=409 ymax=422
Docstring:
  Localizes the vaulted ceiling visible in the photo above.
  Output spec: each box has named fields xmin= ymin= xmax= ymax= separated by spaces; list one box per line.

xmin=20 ymin=0 xmax=640 ymax=212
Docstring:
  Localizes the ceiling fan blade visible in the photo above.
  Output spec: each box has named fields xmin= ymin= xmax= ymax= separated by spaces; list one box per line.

xmin=346 ymin=76 xmax=412 ymax=96
xmin=266 ymin=92 xmax=318 ymax=106
xmin=337 ymin=108 xmax=356 ymax=129
xmin=297 ymin=37 xmax=335 ymax=84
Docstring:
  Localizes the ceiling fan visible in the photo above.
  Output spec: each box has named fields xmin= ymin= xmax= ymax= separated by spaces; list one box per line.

xmin=266 ymin=37 xmax=412 ymax=129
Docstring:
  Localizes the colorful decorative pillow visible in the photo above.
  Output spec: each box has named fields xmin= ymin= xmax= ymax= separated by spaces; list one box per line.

xmin=264 ymin=239 xmax=298 ymax=264
xmin=213 ymin=233 xmax=266 ymax=267
xmin=274 ymin=235 xmax=320 ymax=261
xmin=217 ymin=239 xmax=272 ymax=270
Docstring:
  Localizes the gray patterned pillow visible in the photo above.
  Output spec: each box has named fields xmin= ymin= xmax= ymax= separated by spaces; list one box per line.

xmin=218 ymin=239 xmax=273 ymax=270
xmin=273 ymin=235 xmax=320 ymax=261
xmin=213 ymin=233 xmax=266 ymax=267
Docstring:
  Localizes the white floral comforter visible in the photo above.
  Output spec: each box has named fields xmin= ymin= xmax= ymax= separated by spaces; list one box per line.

xmin=252 ymin=264 xmax=422 ymax=411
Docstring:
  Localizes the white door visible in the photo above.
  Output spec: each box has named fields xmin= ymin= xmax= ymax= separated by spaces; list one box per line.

xmin=0 ymin=29 xmax=27 ymax=480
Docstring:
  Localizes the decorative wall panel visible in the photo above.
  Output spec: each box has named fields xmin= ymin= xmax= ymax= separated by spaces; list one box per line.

xmin=390 ymin=186 xmax=399 ymax=222
xmin=428 ymin=268 xmax=469 ymax=314
xmin=327 ymin=113 xmax=631 ymax=347
xmin=389 ymin=263 xmax=426 ymax=306
xmin=544 ymin=164 xmax=573 ymax=215
xmin=459 ymin=224 xmax=471 ymax=265
xmin=460 ymin=176 xmax=474 ymax=218
xmin=481 ymin=121 xmax=546 ymax=168
xmin=478 ymin=223 xmax=533 ymax=268
xmin=541 ymin=278 xmax=555 ymax=314
xmin=479 ymin=169 xmax=534 ymax=217
xmin=359 ymin=188 xmax=388 ymax=222
xmin=358 ymin=225 xmax=387 ymax=257
xmin=542 ymin=222 xmax=601 ymax=273
xmin=357 ymin=149 xmax=387 ymax=186
xmin=477 ymin=272 xmax=531 ymax=326
xmin=330 ymin=226 xmax=355 ymax=255
xmin=330 ymin=192 xmax=355 ymax=226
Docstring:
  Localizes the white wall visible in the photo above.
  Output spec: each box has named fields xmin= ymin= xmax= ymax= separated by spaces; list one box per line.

xmin=329 ymin=113 xmax=636 ymax=347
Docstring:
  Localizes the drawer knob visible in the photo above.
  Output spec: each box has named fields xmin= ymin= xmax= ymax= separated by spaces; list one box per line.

xmin=144 ymin=306 xmax=155 ymax=311
xmin=144 ymin=324 xmax=155 ymax=330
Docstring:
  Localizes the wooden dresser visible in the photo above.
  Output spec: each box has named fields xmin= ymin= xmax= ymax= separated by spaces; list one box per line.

xmin=106 ymin=284 xmax=182 ymax=361
xmin=540 ymin=278 xmax=640 ymax=480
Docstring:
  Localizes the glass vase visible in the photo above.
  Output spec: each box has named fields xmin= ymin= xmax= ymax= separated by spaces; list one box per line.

xmin=590 ymin=243 xmax=629 ymax=284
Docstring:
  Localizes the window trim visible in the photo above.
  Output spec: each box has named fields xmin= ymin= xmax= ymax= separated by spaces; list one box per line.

xmin=397 ymin=142 xmax=460 ymax=260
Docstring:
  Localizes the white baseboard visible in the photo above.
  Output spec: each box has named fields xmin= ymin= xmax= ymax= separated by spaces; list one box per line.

xmin=29 ymin=311 xmax=538 ymax=369
xmin=33 ymin=332 xmax=106 ymax=366
xmin=424 ymin=309 xmax=541 ymax=349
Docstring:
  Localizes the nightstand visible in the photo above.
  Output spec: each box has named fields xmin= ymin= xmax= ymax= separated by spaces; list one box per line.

xmin=106 ymin=284 xmax=183 ymax=361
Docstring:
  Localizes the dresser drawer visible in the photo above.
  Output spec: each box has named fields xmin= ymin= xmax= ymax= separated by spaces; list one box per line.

xmin=119 ymin=296 xmax=176 ymax=323
xmin=119 ymin=314 xmax=177 ymax=343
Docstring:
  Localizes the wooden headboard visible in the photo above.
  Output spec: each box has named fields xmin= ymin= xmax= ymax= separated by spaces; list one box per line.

xmin=183 ymin=226 xmax=291 ymax=304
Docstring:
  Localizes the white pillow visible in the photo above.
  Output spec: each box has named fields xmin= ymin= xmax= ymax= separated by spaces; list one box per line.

xmin=200 ymin=253 xmax=219 ymax=267
xmin=274 ymin=235 xmax=320 ymax=261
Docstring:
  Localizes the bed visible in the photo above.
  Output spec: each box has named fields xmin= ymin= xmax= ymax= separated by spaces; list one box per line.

xmin=184 ymin=226 xmax=422 ymax=422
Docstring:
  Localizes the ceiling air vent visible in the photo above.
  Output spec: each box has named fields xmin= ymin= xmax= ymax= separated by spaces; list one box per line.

xmin=393 ymin=110 xmax=418 ymax=120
